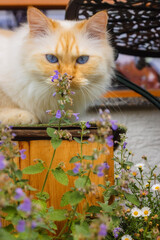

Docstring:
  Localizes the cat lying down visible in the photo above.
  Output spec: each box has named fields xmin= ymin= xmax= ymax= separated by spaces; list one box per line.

xmin=0 ymin=7 xmax=114 ymax=125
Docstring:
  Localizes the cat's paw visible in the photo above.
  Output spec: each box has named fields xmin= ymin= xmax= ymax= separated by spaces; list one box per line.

xmin=0 ymin=108 xmax=39 ymax=125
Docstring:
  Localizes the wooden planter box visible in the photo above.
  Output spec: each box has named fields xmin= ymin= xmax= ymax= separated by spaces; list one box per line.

xmin=13 ymin=125 xmax=114 ymax=209
xmin=10 ymin=125 xmax=124 ymax=233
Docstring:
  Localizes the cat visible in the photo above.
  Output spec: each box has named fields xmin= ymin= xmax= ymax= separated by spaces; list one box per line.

xmin=0 ymin=7 xmax=114 ymax=125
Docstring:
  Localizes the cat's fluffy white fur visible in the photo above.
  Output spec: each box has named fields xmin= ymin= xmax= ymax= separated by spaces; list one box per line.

xmin=0 ymin=7 xmax=114 ymax=125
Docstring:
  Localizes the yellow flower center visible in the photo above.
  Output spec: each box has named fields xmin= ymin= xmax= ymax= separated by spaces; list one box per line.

xmin=155 ymin=186 xmax=160 ymax=190
xmin=134 ymin=211 xmax=138 ymax=216
xmin=125 ymin=238 xmax=129 ymax=240
xmin=144 ymin=210 xmax=149 ymax=215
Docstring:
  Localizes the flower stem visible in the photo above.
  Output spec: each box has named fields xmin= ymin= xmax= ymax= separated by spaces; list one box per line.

xmin=40 ymin=149 xmax=56 ymax=194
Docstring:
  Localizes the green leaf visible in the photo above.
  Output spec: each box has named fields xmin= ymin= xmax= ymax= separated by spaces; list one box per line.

xmin=46 ymin=127 xmax=56 ymax=137
xmin=74 ymin=176 xmax=91 ymax=189
xmin=36 ymin=192 xmax=50 ymax=201
xmin=73 ymin=137 xmax=81 ymax=144
xmin=4 ymin=224 xmax=14 ymax=232
xmin=74 ymin=222 xmax=90 ymax=237
xmin=0 ymin=229 xmax=16 ymax=240
xmin=61 ymin=191 xmax=85 ymax=206
xmin=48 ymin=209 xmax=67 ymax=221
xmin=51 ymin=138 xmax=62 ymax=150
xmin=32 ymin=199 xmax=47 ymax=213
xmin=124 ymin=192 xmax=140 ymax=206
xmin=22 ymin=162 xmax=45 ymax=174
xmin=52 ymin=168 xmax=69 ymax=186
xmin=87 ymin=205 xmax=101 ymax=214
xmin=60 ymin=191 xmax=72 ymax=207
xmin=2 ymin=206 xmax=17 ymax=221
xmin=69 ymin=156 xmax=80 ymax=163
xmin=15 ymin=170 xmax=22 ymax=180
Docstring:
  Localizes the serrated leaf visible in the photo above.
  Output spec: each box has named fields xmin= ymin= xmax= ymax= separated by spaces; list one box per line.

xmin=74 ymin=176 xmax=91 ymax=189
xmin=51 ymin=138 xmax=62 ymax=149
xmin=73 ymin=137 xmax=81 ymax=144
xmin=61 ymin=191 xmax=84 ymax=206
xmin=36 ymin=192 xmax=50 ymax=201
xmin=46 ymin=127 xmax=56 ymax=137
xmin=124 ymin=192 xmax=140 ymax=206
xmin=48 ymin=209 xmax=67 ymax=221
xmin=22 ymin=162 xmax=45 ymax=174
xmin=69 ymin=156 xmax=80 ymax=163
xmin=32 ymin=199 xmax=47 ymax=213
xmin=60 ymin=191 xmax=71 ymax=207
xmin=52 ymin=168 xmax=69 ymax=186
xmin=87 ymin=205 xmax=101 ymax=213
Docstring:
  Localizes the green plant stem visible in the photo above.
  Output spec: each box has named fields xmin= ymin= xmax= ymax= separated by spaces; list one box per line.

xmin=56 ymin=221 xmax=69 ymax=239
xmin=40 ymin=149 xmax=56 ymax=194
xmin=80 ymin=128 xmax=84 ymax=163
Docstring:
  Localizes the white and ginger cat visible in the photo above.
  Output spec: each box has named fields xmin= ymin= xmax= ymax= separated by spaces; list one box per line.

xmin=0 ymin=7 xmax=114 ymax=125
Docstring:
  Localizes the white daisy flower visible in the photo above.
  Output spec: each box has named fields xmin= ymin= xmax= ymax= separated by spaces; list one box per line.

xmin=131 ymin=207 xmax=142 ymax=217
xmin=135 ymin=163 xmax=145 ymax=170
xmin=121 ymin=234 xmax=132 ymax=240
xmin=141 ymin=207 xmax=151 ymax=217
xmin=151 ymin=184 xmax=160 ymax=191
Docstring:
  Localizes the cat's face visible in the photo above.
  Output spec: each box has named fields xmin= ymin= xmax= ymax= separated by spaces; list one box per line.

xmin=24 ymin=7 xmax=114 ymax=97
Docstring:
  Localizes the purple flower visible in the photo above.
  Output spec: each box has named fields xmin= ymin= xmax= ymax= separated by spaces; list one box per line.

xmin=110 ymin=120 xmax=118 ymax=131
xmin=98 ymin=223 xmax=107 ymax=237
xmin=105 ymin=135 xmax=114 ymax=147
xmin=52 ymin=92 xmax=56 ymax=97
xmin=17 ymin=197 xmax=31 ymax=213
xmin=31 ymin=220 xmax=37 ymax=229
xmin=19 ymin=149 xmax=26 ymax=160
xmin=55 ymin=110 xmax=61 ymax=119
xmin=46 ymin=110 xmax=52 ymax=114
xmin=123 ymin=142 xmax=127 ymax=149
xmin=102 ymin=162 xmax=110 ymax=170
xmin=51 ymin=70 xmax=59 ymax=82
xmin=105 ymin=109 xmax=110 ymax=114
xmin=17 ymin=220 xmax=26 ymax=232
xmin=73 ymin=163 xmax=81 ymax=174
xmin=85 ymin=121 xmax=91 ymax=128
xmin=0 ymin=154 xmax=6 ymax=170
xmin=73 ymin=113 xmax=80 ymax=121
xmin=0 ymin=141 xmax=4 ymax=146
xmin=113 ymin=227 xmax=122 ymax=238
xmin=71 ymin=91 xmax=75 ymax=95
xmin=97 ymin=170 xmax=104 ymax=177
xmin=12 ymin=133 xmax=16 ymax=138
xmin=14 ymin=188 xmax=25 ymax=200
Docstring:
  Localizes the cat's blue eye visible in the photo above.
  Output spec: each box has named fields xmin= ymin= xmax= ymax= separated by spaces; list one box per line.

xmin=76 ymin=56 xmax=89 ymax=64
xmin=46 ymin=54 xmax=58 ymax=63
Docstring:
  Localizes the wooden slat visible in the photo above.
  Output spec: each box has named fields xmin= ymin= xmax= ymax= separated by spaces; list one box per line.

xmin=0 ymin=0 xmax=69 ymax=9
xmin=103 ymin=89 xmax=160 ymax=98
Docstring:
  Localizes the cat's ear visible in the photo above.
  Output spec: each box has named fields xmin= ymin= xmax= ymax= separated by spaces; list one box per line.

xmin=27 ymin=7 xmax=57 ymax=37
xmin=85 ymin=11 xmax=108 ymax=39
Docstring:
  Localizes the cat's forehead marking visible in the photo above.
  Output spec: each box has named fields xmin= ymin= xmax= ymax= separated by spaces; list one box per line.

xmin=55 ymin=31 xmax=79 ymax=56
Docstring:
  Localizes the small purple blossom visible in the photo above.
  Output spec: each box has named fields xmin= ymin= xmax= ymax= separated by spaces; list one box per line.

xmin=85 ymin=121 xmax=91 ymax=128
xmin=19 ymin=149 xmax=26 ymax=160
xmin=105 ymin=109 xmax=110 ymax=114
xmin=73 ymin=113 xmax=80 ymax=121
xmin=103 ymin=162 xmax=110 ymax=170
xmin=98 ymin=223 xmax=107 ymax=237
xmin=71 ymin=91 xmax=75 ymax=95
xmin=113 ymin=227 xmax=122 ymax=238
xmin=51 ymin=70 xmax=59 ymax=82
xmin=17 ymin=197 xmax=31 ymax=213
xmin=73 ymin=163 xmax=81 ymax=174
xmin=0 ymin=141 xmax=4 ymax=146
xmin=0 ymin=154 xmax=6 ymax=170
xmin=31 ymin=220 xmax=37 ymax=229
xmin=46 ymin=110 xmax=52 ymax=114
xmin=17 ymin=220 xmax=26 ymax=232
xmin=12 ymin=133 xmax=16 ymax=138
xmin=110 ymin=120 xmax=118 ymax=130
xmin=55 ymin=110 xmax=61 ymax=119
xmin=52 ymin=92 xmax=56 ymax=97
xmin=14 ymin=188 xmax=25 ymax=200
xmin=123 ymin=142 xmax=127 ymax=149
xmin=105 ymin=135 xmax=114 ymax=147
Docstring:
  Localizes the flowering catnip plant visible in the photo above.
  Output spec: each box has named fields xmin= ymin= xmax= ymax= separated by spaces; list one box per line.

xmin=0 ymin=71 xmax=159 ymax=240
